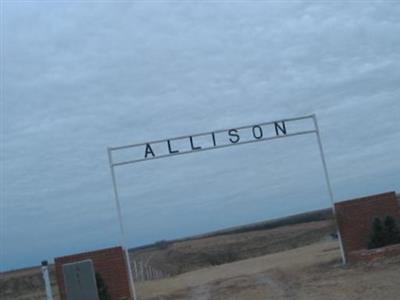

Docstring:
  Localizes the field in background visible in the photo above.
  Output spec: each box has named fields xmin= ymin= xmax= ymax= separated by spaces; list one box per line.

xmin=129 ymin=219 xmax=335 ymax=279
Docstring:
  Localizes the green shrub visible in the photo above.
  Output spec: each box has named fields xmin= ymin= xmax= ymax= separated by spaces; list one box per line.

xmin=368 ymin=216 xmax=400 ymax=249
xmin=383 ymin=216 xmax=400 ymax=245
xmin=96 ymin=272 xmax=111 ymax=300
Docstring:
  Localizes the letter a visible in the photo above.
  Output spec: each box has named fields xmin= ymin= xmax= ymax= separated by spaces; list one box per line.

xmin=144 ymin=143 xmax=155 ymax=158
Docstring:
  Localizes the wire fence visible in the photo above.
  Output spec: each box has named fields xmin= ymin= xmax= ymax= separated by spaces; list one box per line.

xmin=131 ymin=259 xmax=170 ymax=282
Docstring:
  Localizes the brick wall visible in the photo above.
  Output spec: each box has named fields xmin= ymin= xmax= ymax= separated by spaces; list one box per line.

xmin=55 ymin=247 xmax=133 ymax=300
xmin=335 ymin=191 xmax=400 ymax=262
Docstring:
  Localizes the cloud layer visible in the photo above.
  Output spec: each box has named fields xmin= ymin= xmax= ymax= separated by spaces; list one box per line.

xmin=2 ymin=1 xmax=400 ymax=270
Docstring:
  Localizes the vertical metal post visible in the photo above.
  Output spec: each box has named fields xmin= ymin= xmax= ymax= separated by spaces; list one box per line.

xmin=133 ymin=260 xmax=138 ymax=281
xmin=312 ymin=114 xmax=347 ymax=265
xmin=41 ymin=260 xmax=54 ymax=300
xmin=107 ymin=148 xmax=138 ymax=300
xmin=140 ymin=261 xmax=144 ymax=282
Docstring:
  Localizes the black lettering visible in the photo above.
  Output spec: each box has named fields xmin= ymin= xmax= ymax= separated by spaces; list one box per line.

xmin=252 ymin=125 xmax=263 ymax=139
xmin=144 ymin=143 xmax=155 ymax=158
xmin=167 ymin=140 xmax=179 ymax=154
xmin=228 ymin=129 xmax=240 ymax=144
xmin=211 ymin=132 xmax=217 ymax=147
xmin=274 ymin=121 xmax=287 ymax=136
xmin=190 ymin=136 xmax=202 ymax=150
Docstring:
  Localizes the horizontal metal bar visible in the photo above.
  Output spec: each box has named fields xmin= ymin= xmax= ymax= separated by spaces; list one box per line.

xmin=109 ymin=114 xmax=315 ymax=151
xmin=112 ymin=129 xmax=317 ymax=167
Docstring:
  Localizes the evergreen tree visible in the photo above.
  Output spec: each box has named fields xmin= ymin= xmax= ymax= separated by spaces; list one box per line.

xmin=96 ymin=272 xmax=111 ymax=300
xmin=369 ymin=216 xmax=400 ymax=249
xmin=383 ymin=216 xmax=400 ymax=245
xmin=368 ymin=218 xmax=385 ymax=249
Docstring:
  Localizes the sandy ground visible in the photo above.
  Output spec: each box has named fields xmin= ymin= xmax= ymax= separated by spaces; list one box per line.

xmin=136 ymin=240 xmax=400 ymax=300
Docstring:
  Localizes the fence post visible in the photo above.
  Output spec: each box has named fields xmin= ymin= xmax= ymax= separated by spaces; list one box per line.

xmin=41 ymin=261 xmax=54 ymax=300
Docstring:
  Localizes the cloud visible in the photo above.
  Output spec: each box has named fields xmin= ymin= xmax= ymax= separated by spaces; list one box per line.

xmin=2 ymin=1 xmax=400 ymax=270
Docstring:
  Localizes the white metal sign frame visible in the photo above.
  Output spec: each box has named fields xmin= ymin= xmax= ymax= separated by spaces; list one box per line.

xmin=107 ymin=114 xmax=346 ymax=300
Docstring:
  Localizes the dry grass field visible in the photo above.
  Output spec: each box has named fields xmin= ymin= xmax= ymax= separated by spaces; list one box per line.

xmin=0 ymin=266 xmax=59 ymax=300
xmin=130 ymin=219 xmax=336 ymax=276
xmin=1 ymin=218 xmax=399 ymax=300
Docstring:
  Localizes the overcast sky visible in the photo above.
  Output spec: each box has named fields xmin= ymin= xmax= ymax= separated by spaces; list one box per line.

xmin=2 ymin=1 xmax=400 ymax=271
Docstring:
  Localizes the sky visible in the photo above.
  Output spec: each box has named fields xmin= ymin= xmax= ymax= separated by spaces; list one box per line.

xmin=1 ymin=1 xmax=400 ymax=271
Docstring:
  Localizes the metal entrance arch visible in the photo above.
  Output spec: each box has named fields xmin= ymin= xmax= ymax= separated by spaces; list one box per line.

xmin=107 ymin=114 xmax=346 ymax=300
